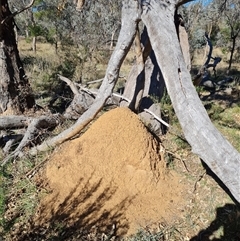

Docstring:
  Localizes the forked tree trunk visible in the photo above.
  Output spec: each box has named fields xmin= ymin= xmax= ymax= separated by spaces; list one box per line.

xmin=0 ymin=0 xmax=35 ymax=115
xmin=141 ymin=0 xmax=240 ymax=202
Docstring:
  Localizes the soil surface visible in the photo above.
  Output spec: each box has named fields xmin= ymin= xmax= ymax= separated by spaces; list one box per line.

xmin=37 ymin=107 xmax=184 ymax=236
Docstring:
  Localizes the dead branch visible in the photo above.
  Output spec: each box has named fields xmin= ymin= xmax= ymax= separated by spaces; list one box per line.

xmin=1 ymin=113 xmax=64 ymax=166
xmin=86 ymin=75 xmax=126 ymax=86
xmin=121 ymin=26 xmax=152 ymax=110
xmin=86 ymin=78 xmax=104 ymax=85
xmin=58 ymin=74 xmax=79 ymax=95
xmin=193 ymin=33 xmax=221 ymax=86
xmin=1 ymin=133 xmax=23 ymax=154
xmin=143 ymin=108 xmax=169 ymax=128
xmin=0 ymin=116 xmax=30 ymax=129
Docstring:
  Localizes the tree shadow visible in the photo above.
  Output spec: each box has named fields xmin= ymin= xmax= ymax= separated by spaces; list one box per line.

xmin=200 ymin=90 xmax=240 ymax=107
xmin=201 ymin=160 xmax=240 ymax=205
xmin=190 ymin=203 xmax=240 ymax=241
xmin=13 ymin=174 xmax=135 ymax=240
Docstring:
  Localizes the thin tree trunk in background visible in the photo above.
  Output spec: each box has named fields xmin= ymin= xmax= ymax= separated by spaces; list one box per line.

xmin=32 ymin=36 xmax=36 ymax=53
xmin=142 ymin=0 xmax=240 ymax=203
xmin=228 ymin=36 xmax=236 ymax=72
xmin=110 ymin=27 xmax=118 ymax=50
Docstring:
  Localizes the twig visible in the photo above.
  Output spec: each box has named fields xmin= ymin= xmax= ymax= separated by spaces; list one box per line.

xmin=111 ymin=92 xmax=131 ymax=103
xmin=86 ymin=78 xmax=104 ymax=85
xmin=25 ymin=156 xmax=50 ymax=178
xmin=86 ymin=75 xmax=126 ymax=85
xmin=58 ymin=74 xmax=79 ymax=95
xmin=166 ymin=150 xmax=190 ymax=172
xmin=193 ymin=171 xmax=206 ymax=192
xmin=144 ymin=108 xmax=170 ymax=128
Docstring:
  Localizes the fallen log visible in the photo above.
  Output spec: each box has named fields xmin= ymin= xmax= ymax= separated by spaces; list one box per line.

xmin=1 ymin=113 xmax=64 ymax=166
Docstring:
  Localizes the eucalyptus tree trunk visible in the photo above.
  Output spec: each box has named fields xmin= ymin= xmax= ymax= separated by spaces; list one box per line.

xmin=121 ymin=12 xmax=191 ymax=112
xmin=0 ymin=0 xmax=35 ymax=115
xmin=141 ymin=0 xmax=240 ymax=202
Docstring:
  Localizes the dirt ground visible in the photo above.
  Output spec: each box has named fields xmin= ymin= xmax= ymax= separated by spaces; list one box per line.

xmin=36 ymin=107 xmax=185 ymax=237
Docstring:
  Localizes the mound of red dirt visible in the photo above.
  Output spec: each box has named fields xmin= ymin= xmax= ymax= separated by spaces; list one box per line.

xmin=37 ymin=107 xmax=184 ymax=236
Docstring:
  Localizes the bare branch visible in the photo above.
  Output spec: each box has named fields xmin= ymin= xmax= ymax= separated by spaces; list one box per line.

xmin=176 ymin=0 xmax=195 ymax=8
xmin=143 ymin=108 xmax=170 ymax=128
xmin=86 ymin=78 xmax=104 ymax=85
xmin=0 ymin=116 xmax=30 ymax=129
xmin=58 ymin=74 xmax=79 ymax=95
xmin=220 ymin=0 xmax=228 ymax=11
xmin=86 ymin=75 xmax=126 ymax=86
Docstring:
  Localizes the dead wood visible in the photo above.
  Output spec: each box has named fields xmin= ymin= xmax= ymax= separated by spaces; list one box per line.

xmin=0 ymin=116 xmax=30 ymax=129
xmin=193 ymin=33 xmax=221 ymax=86
xmin=1 ymin=113 xmax=64 ymax=166
xmin=58 ymin=74 xmax=79 ymax=95
xmin=120 ymin=26 xmax=152 ymax=111
xmin=2 ymin=133 xmax=23 ymax=154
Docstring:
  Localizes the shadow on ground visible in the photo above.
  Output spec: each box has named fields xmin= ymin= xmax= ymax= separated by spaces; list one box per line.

xmin=190 ymin=203 xmax=240 ymax=241
xmin=9 ymin=175 xmax=134 ymax=241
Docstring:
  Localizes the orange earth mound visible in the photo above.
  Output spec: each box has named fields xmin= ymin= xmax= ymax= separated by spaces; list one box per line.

xmin=37 ymin=107 xmax=184 ymax=236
